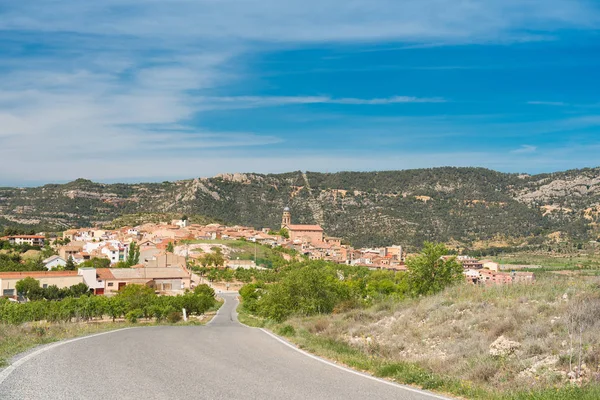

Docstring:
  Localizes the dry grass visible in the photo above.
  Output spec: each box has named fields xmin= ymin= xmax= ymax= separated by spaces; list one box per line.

xmin=285 ymin=274 xmax=600 ymax=393
xmin=0 ymin=322 xmax=132 ymax=367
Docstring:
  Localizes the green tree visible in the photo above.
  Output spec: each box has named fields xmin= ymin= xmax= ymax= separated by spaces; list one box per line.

xmin=80 ymin=258 xmax=111 ymax=269
xmin=406 ymin=242 xmax=464 ymax=296
xmin=65 ymin=256 xmax=76 ymax=271
xmin=193 ymin=284 xmax=215 ymax=298
xmin=166 ymin=242 xmax=175 ymax=253
xmin=126 ymin=242 xmax=140 ymax=266
xmin=15 ymin=277 xmax=44 ymax=300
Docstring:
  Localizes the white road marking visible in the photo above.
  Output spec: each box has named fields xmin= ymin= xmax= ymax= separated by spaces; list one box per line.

xmin=0 ymin=328 xmax=134 ymax=386
xmin=260 ymin=328 xmax=453 ymax=400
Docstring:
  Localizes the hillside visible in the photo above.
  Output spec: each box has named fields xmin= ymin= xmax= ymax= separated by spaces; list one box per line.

xmin=1 ymin=167 xmax=600 ymax=248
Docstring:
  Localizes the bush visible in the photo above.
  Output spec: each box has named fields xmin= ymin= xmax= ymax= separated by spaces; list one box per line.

xmin=167 ymin=311 xmax=182 ymax=323
xmin=0 ymin=284 xmax=216 ymax=325
xmin=278 ymin=325 xmax=296 ymax=337
xmin=125 ymin=309 xmax=144 ymax=323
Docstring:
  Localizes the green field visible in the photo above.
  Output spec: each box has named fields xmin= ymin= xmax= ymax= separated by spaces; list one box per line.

xmin=493 ymin=253 xmax=600 ymax=270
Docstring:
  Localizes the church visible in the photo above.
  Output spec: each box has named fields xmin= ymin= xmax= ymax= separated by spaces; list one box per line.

xmin=281 ymin=207 xmax=324 ymax=244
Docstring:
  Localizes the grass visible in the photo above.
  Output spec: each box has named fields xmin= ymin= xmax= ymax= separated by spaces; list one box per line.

xmin=493 ymin=253 xmax=600 ymax=269
xmin=0 ymin=322 xmax=135 ymax=367
xmin=236 ymin=305 xmax=268 ymax=328
xmin=0 ymin=299 xmax=224 ymax=368
xmin=238 ymin=275 xmax=600 ymax=399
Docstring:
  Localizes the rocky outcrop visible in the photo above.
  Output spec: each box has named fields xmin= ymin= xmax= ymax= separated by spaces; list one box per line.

xmin=489 ymin=336 xmax=521 ymax=357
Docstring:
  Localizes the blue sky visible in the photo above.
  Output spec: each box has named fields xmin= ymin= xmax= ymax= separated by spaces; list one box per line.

xmin=1 ymin=0 xmax=600 ymax=185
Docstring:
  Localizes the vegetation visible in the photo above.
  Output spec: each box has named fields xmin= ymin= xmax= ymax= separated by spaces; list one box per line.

xmin=15 ymin=277 xmax=90 ymax=301
xmin=235 ymin=242 xmax=600 ymax=398
xmin=239 ymin=243 xmax=459 ymax=322
xmin=0 ymin=284 xmax=217 ymax=325
xmin=406 ymin=242 xmax=463 ymax=296
xmin=0 ymin=322 xmax=135 ymax=368
xmin=126 ymin=242 xmax=140 ymax=266
xmin=2 ymin=167 xmax=600 ymax=248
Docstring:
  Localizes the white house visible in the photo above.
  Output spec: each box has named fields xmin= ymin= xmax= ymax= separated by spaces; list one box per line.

xmin=171 ymin=219 xmax=188 ymax=228
xmin=42 ymin=255 xmax=67 ymax=270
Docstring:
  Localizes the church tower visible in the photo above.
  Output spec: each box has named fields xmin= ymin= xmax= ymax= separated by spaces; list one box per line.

xmin=281 ymin=207 xmax=291 ymax=229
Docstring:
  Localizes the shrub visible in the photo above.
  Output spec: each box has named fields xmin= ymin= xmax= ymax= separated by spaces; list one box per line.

xmin=125 ymin=309 xmax=143 ymax=323
xmin=278 ymin=325 xmax=296 ymax=337
xmin=167 ymin=311 xmax=182 ymax=323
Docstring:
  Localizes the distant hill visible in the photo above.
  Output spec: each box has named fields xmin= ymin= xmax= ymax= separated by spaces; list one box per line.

xmin=1 ymin=167 xmax=600 ymax=248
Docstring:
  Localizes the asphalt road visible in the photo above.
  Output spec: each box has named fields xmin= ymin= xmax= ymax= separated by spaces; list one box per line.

xmin=0 ymin=294 xmax=449 ymax=400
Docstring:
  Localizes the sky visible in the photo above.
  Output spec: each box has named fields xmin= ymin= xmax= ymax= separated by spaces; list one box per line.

xmin=1 ymin=0 xmax=600 ymax=186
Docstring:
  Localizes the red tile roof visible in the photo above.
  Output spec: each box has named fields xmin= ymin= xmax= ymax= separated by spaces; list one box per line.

xmin=286 ymin=224 xmax=324 ymax=231
xmin=0 ymin=271 xmax=79 ymax=279
xmin=96 ymin=268 xmax=115 ymax=280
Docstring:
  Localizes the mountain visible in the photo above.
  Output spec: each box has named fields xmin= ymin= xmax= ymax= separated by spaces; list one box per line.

xmin=1 ymin=167 xmax=600 ymax=248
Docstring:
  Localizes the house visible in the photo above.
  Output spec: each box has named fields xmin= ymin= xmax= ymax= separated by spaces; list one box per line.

xmin=42 ymin=255 xmax=67 ymax=270
xmin=5 ymin=235 xmax=45 ymax=247
xmin=171 ymin=219 xmax=189 ymax=228
xmin=0 ymin=271 xmax=84 ymax=298
xmin=78 ymin=268 xmax=107 ymax=295
xmin=464 ymin=269 xmax=481 ymax=284
xmin=145 ymin=253 xmax=187 ymax=269
xmin=94 ymin=267 xmax=192 ymax=295
xmin=59 ymin=244 xmax=84 ymax=260
xmin=461 ymin=258 xmax=483 ymax=269
xmin=324 ymin=237 xmax=342 ymax=247
xmin=481 ymin=260 xmax=500 ymax=272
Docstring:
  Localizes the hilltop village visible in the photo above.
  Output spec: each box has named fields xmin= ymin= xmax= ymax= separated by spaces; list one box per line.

xmin=0 ymin=208 xmax=532 ymax=298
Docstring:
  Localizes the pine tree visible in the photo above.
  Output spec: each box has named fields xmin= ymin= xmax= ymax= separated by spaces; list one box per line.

xmin=65 ymin=256 xmax=76 ymax=271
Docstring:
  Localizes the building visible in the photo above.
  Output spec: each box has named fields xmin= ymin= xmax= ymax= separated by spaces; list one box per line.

xmin=4 ymin=235 xmax=45 ymax=247
xmin=481 ymin=260 xmax=500 ymax=272
xmin=281 ymin=207 xmax=324 ymax=243
xmin=42 ymin=255 xmax=67 ymax=270
xmin=0 ymin=271 xmax=84 ymax=298
xmin=93 ymin=267 xmax=192 ymax=295
xmin=59 ymin=244 xmax=84 ymax=260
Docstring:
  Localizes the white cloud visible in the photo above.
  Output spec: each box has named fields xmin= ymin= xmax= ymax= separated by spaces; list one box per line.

xmin=198 ymin=95 xmax=446 ymax=110
xmin=527 ymin=101 xmax=568 ymax=106
xmin=0 ymin=0 xmax=599 ymax=183
xmin=1 ymin=0 xmax=597 ymax=43
xmin=511 ymin=145 xmax=538 ymax=154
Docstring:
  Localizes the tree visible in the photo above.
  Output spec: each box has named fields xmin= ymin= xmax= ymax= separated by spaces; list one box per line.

xmin=194 ymin=284 xmax=215 ymax=298
xmin=15 ymin=277 xmax=44 ymax=300
xmin=166 ymin=242 xmax=175 ymax=253
xmin=406 ymin=242 xmax=464 ymax=296
xmin=126 ymin=242 xmax=140 ymax=266
xmin=65 ymin=256 xmax=76 ymax=271
xmin=80 ymin=258 xmax=111 ymax=269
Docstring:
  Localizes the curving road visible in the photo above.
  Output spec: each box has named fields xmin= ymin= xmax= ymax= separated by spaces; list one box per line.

xmin=0 ymin=294 xmax=449 ymax=399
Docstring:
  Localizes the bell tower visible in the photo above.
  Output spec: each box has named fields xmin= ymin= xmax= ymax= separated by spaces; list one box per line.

xmin=281 ymin=207 xmax=291 ymax=229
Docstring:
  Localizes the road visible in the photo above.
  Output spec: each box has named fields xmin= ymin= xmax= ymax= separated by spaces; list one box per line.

xmin=0 ymin=294 xmax=449 ymax=400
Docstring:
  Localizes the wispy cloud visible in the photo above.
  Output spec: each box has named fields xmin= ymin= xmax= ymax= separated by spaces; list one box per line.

xmin=527 ymin=101 xmax=568 ymax=106
xmin=0 ymin=0 xmax=599 ymax=183
xmin=198 ymin=95 xmax=446 ymax=109
xmin=511 ymin=145 xmax=538 ymax=154
xmin=1 ymin=0 xmax=598 ymax=43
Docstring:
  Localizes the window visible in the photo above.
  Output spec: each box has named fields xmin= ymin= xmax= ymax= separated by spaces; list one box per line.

xmin=108 ymin=282 xmax=114 ymax=287
xmin=43 ymin=284 xmax=48 ymax=289
xmin=3 ymin=289 xmax=15 ymax=296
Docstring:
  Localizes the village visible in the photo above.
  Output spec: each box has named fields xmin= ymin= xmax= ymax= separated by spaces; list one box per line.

xmin=0 ymin=208 xmax=534 ymax=299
